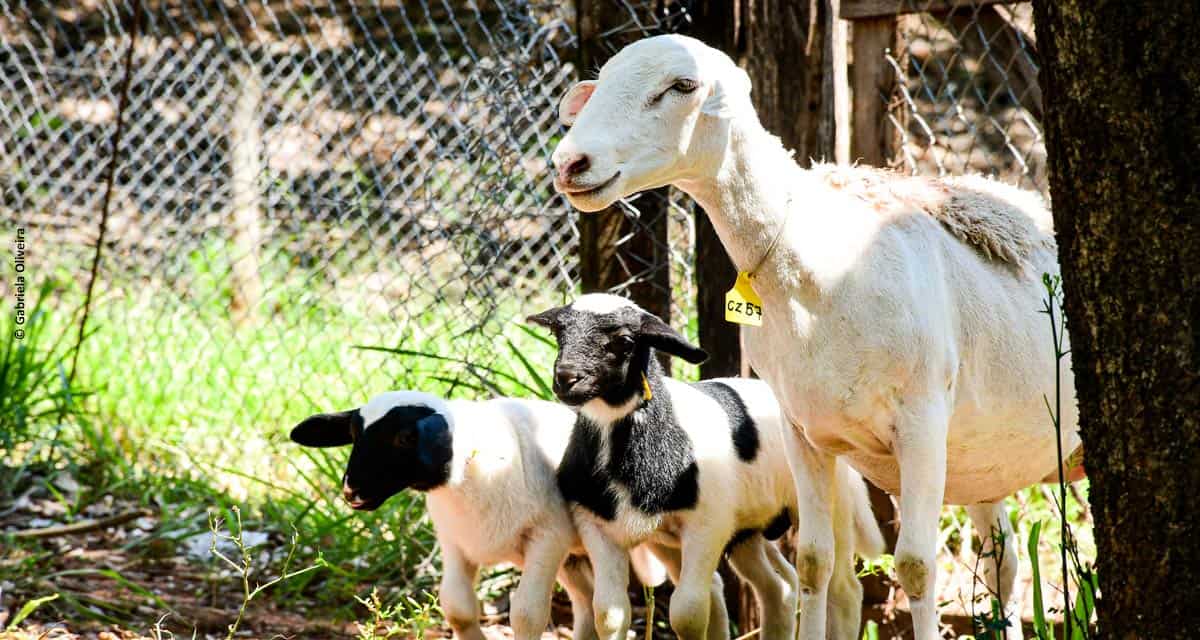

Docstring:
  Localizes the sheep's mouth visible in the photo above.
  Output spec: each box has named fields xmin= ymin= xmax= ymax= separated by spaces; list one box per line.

xmin=562 ymin=172 xmax=620 ymax=197
xmin=345 ymin=496 xmax=384 ymax=511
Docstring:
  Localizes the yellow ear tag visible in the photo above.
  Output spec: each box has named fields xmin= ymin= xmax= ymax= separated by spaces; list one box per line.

xmin=725 ymin=272 xmax=763 ymax=326
xmin=642 ymin=374 xmax=653 ymax=402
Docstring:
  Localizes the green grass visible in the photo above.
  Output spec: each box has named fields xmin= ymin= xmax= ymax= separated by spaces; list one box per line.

xmin=1 ymin=257 xmax=567 ymax=627
xmin=1 ymin=256 xmax=1096 ymax=637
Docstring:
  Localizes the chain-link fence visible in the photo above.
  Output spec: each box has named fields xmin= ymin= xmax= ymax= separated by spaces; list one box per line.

xmin=2 ymin=0 xmax=1084 ymax=631
xmin=0 ymin=0 xmax=702 ymax=440
xmin=884 ymin=0 xmax=1046 ymax=195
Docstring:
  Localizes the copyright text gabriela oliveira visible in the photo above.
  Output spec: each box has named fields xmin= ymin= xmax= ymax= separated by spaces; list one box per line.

xmin=13 ymin=227 xmax=26 ymax=340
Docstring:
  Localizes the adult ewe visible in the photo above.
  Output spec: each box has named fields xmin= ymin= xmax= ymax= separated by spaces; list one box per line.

xmin=550 ymin=34 xmax=1080 ymax=640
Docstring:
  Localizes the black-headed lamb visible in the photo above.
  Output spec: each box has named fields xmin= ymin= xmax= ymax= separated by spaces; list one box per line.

xmin=291 ymin=390 xmax=654 ymax=640
xmin=549 ymin=34 xmax=1081 ymax=640
xmin=527 ymin=294 xmax=884 ymax=640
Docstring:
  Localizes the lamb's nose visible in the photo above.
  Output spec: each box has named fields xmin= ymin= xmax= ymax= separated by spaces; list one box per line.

xmin=557 ymin=153 xmax=590 ymax=181
xmin=555 ymin=368 xmax=582 ymax=393
xmin=342 ymin=483 xmax=358 ymax=504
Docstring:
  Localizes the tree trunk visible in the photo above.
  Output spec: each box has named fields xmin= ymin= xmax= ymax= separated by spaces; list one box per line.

xmin=1032 ymin=1 xmax=1200 ymax=636
xmin=575 ymin=0 xmax=673 ymax=370
xmin=685 ymin=0 xmax=830 ymax=632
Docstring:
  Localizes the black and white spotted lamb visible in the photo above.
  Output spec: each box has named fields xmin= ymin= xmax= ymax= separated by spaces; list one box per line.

xmin=528 ymin=294 xmax=884 ymax=640
xmin=289 ymin=390 xmax=666 ymax=640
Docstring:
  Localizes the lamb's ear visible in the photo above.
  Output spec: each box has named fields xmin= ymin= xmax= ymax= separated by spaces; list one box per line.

xmin=526 ymin=305 xmax=568 ymax=330
xmin=290 ymin=410 xmax=358 ymax=448
xmin=701 ymin=67 xmax=751 ymax=118
xmin=636 ymin=312 xmax=708 ymax=364
xmin=558 ymin=80 xmax=596 ymax=127
xmin=415 ymin=413 xmax=452 ymax=468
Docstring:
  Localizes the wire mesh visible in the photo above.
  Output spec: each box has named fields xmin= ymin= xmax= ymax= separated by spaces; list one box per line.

xmin=0 ymin=0 xmax=697 ymax=433
xmin=883 ymin=0 xmax=1046 ymax=195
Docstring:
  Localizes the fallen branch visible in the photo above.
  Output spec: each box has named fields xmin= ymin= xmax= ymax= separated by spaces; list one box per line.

xmin=11 ymin=509 xmax=152 ymax=539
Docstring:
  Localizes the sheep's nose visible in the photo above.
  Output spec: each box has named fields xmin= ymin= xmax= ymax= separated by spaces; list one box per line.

xmin=556 ymin=153 xmax=590 ymax=181
xmin=342 ymin=483 xmax=359 ymax=504
xmin=554 ymin=368 xmax=583 ymax=393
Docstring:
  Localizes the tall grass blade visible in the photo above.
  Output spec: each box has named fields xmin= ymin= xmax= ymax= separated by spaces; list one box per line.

xmin=1027 ymin=522 xmax=1054 ymax=640
xmin=6 ymin=593 xmax=60 ymax=630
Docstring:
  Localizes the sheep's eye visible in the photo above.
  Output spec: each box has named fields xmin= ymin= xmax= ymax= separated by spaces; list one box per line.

xmin=650 ymin=79 xmax=699 ymax=106
xmin=393 ymin=430 xmax=417 ymax=449
xmin=610 ymin=335 xmax=635 ymax=352
xmin=671 ymin=78 xmax=699 ymax=94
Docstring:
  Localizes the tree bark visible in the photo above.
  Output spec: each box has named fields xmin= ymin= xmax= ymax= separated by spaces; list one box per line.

xmin=574 ymin=0 xmax=673 ymax=369
xmin=1032 ymin=1 xmax=1200 ymax=636
xmin=685 ymin=1 xmax=829 ymax=632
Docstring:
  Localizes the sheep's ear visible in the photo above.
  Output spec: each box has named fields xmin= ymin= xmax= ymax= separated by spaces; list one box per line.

xmin=636 ymin=313 xmax=708 ymax=364
xmin=290 ymin=410 xmax=358 ymax=448
xmin=526 ymin=305 xmax=568 ymax=330
xmin=558 ymin=81 xmax=596 ymax=127
xmin=701 ymin=67 xmax=751 ymax=118
xmin=415 ymin=413 xmax=452 ymax=468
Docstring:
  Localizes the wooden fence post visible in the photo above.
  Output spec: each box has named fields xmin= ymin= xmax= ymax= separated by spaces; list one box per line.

xmin=229 ymin=58 xmax=264 ymax=326
xmin=850 ymin=15 xmax=902 ymax=167
xmin=574 ymin=0 xmax=672 ymax=368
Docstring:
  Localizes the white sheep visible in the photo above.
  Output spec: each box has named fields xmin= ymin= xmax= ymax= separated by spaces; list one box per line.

xmin=290 ymin=390 xmax=672 ymax=640
xmin=528 ymin=294 xmax=884 ymax=640
xmin=549 ymin=34 xmax=1082 ymax=640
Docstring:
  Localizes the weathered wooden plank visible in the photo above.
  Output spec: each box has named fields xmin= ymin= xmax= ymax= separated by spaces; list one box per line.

xmin=851 ymin=15 xmax=902 ymax=166
xmin=841 ymin=0 xmax=1021 ymax=20
xmin=821 ymin=0 xmax=852 ymax=164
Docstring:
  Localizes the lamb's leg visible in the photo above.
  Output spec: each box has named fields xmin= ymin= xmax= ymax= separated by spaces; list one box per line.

xmin=726 ymin=535 xmax=798 ymax=640
xmin=509 ymin=532 xmax=570 ymax=640
xmin=893 ymin=398 xmax=950 ymax=640
xmin=558 ymin=555 xmax=598 ymax=640
xmin=439 ymin=543 xmax=486 ymax=640
xmin=827 ymin=473 xmax=865 ymax=640
xmin=645 ymin=542 xmax=730 ymax=640
xmin=966 ymin=501 xmax=1023 ymax=640
xmin=669 ymin=528 xmax=725 ymax=640
xmin=782 ymin=425 xmax=837 ymax=640
xmin=577 ymin=519 xmax=631 ymax=640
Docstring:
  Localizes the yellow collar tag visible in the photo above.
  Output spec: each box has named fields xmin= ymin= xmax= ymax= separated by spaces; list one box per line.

xmin=725 ymin=272 xmax=763 ymax=327
xmin=641 ymin=374 xmax=653 ymax=402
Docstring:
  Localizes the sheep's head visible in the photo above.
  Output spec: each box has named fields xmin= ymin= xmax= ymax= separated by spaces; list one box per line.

xmin=527 ymin=294 xmax=707 ymax=419
xmin=551 ymin=35 xmax=751 ymax=212
xmin=289 ymin=391 xmax=454 ymax=510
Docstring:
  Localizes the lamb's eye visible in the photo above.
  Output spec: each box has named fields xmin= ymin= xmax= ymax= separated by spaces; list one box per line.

xmin=671 ymin=78 xmax=699 ymax=94
xmin=393 ymin=430 xmax=417 ymax=449
xmin=610 ymin=335 xmax=635 ymax=352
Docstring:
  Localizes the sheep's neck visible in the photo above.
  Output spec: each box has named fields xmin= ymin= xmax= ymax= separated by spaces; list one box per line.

xmin=676 ymin=119 xmax=820 ymax=301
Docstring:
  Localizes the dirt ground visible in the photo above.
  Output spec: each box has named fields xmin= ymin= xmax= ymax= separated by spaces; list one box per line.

xmin=0 ymin=484 xmax=1046 ymax=640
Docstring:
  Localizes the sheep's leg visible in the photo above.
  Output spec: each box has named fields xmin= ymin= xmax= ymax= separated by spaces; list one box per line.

xmin=826 ymin=476 xmax=865 ymax=640
xmin=669 ymin=528 xmax=725 ymax=640
xmin=726 ymin=535 xmax=798 ymax=640
xmin=782 ymin=426 xmax=837 ymax=640
xmin=966 ymin=501 xmax=1023 ymax=640
xmin=439 ymin=542 xmax=486 ymax=640
xmin=646 ymin=542 xmax=730 ymax=640
xmin=577 ymin=519 xmax=631 ymax=640
xmin=893 ymin=398 xmax=950 ymax=640
xmin=509 ymin=532 xmax=569 ymax=640
xmin=558 ymin=555 xmax=598 ymax=640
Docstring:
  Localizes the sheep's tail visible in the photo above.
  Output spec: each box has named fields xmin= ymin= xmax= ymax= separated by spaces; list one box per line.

xmin=840 ymin=464 xmax=886 ymax=559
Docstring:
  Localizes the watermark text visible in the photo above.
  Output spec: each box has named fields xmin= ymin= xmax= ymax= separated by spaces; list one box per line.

xmin=13 ymin=227 xmax=26 ymax=339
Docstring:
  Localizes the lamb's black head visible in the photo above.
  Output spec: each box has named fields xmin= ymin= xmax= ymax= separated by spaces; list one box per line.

xmin=289 ymin=392 xmax=454 ymax=511
xmin=527 ymin=294 xmax=707 ymax=411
